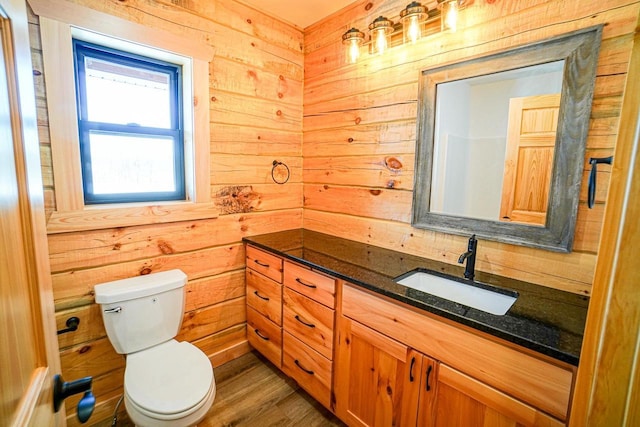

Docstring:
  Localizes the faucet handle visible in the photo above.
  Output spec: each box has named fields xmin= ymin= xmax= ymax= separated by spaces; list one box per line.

xmin=468 ymin=234 xmax=477 ymax=250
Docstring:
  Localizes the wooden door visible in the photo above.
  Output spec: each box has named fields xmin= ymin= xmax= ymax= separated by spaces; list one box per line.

xmin=500 ymin=94 xmax=561 ymax=226
xmin=334 ymin=317 xmax=420 ymax=427
xmin=0 ymin=0 xmax=62 ymax=425
xmin=432 ymin=365 xmax=563 ymax=427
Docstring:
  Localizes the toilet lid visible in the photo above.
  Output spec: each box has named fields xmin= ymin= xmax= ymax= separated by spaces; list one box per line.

xmin=125 ymin=340 xmax=213 ymax=415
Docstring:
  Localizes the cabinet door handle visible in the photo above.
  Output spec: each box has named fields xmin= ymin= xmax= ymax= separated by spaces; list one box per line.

xmin=254 ymin=329 xmax=269 ymax=341
xmin=409 ymin=356 xmax=416 ymax=382
xmin=294 ymin=359 xmax=314 ymax=375
xmin=295 ymin=277 xmax=317 ymax=289
xmin=426 ymin=365 xmax=433 ymax=391
xmin=295 ymin=315 xmax=316 ymax=328
xmin=254 ymin=259 xmax=269 ymax=268
xmin=254 ymin=290 xmax=269 ymax=301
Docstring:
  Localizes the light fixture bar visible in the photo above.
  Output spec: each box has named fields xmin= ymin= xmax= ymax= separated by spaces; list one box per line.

xmin=340 ymin=0 xmax=466 ymax=63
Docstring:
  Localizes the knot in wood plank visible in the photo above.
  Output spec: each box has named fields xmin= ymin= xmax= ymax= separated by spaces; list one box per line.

xmin=157 ymin=240 xmax=174 ymax=255
xmin=384 ymin=157 xmax=403 ymax=171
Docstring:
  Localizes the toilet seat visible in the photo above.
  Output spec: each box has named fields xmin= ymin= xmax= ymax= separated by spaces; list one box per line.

xmin=125 ymin=340 xmax=213 ymax=419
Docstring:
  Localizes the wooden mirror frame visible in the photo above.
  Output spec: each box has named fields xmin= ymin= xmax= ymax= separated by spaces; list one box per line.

xmin=412 ymin=26 xmax=603 ymax=252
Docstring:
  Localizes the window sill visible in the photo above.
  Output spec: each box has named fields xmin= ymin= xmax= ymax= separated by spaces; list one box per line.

xmin=46 ymin=202 xmax=220 ymax=234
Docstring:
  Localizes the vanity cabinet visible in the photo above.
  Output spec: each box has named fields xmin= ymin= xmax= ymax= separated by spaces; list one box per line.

xmin=245 ymin=242 xmax=574 ymax=426
xmin=340 ymin=283 xmax=572 ymax=426
xmin=245 ymin=246 xmax=283 ymax=368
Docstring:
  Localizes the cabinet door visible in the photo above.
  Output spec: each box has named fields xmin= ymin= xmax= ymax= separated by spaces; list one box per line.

xmin=432 ymin=364 xmax=564 ymax=427
xmin=335 ymin=317 xmax=421 ymax=427
xmin=415 ymin=355 xmax=438 ymax=427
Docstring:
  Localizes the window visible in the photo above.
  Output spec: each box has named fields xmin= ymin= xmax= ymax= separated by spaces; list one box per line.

xmin=73 ymin=40 xmax=185 ymax=204
xmin=35 ymin=7 xmax=213 ymax=232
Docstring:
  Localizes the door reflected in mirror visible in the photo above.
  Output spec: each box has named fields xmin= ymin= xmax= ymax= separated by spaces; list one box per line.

xmin=430 ymin=61 xmax=564 ymax=226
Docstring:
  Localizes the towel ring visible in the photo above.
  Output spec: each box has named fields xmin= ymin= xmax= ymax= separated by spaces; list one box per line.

xmin=271 ymin=160 xmax=290 ymax=185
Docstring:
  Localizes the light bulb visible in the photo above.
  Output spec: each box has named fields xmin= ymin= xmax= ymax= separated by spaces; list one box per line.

xmin=348 ymin=39 xmax=360 ymax=63
xmin=342 ymin=28 xmax=364 ymax=64
xmin=401 ymin=2 xmax=428 ymax=45
xmin=368 ymin=16 xmax=392 ymax=56
xmin=407 ymin=15 xmax=421 ymax=44
xmin=442 ymin=1 xmax=459 ymax=32
xmin=375 ymin=29 xmax=388 ymax=54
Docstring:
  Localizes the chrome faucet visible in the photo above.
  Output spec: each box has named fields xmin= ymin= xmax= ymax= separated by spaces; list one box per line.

xmin=458 ymin=234 xmax=477 ymax=281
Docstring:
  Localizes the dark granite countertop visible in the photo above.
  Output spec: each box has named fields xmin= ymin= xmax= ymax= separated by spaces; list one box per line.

xmin=243 ymin=229 xmax=589 ymax=366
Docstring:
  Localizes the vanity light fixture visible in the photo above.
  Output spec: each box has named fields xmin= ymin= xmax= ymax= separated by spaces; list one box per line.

xmin=342 ymin=27 xmax=365 ymax=64
xmin=340 ymin=0 xmax=465 ymax=63
xmin=400 ymin=2 xmax=429 ymax=44
xmin=438 ymin=0 xmax=463 ymax=32
xmin=368 ymin=15 xmax=394 ymax=55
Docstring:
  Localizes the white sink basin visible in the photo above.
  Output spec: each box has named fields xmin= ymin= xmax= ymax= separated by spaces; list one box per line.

xmin=395 ymin=270 xmax=517 ymax=315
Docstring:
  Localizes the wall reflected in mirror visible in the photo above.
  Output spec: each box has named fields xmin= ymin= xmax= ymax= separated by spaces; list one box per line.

xmin=430 ymin=61 xmax=564 ymax=226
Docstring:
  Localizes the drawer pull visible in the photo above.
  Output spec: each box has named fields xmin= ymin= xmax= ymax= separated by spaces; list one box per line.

xmin=295 ymin=277 xmax=317 ymax=289
xmin=254 ymin=290 xmax=270 ymax=301
xmin=254 ymin=259 xmax=269 ymax=268
xmin=409 ymin=356 xmax=416 ymax=382
xmin=294 ymin=315 xmax=316 ymax=328
xmin=254 ymin=329 xmax=270 ymax=341
xmin=426 ymin=365 xmax=433 ymax=391
xmin=294 ymin=359 xmax=314 ymax=375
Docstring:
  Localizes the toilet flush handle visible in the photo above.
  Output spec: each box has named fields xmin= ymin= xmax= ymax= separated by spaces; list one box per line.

xmin=104 ymin=306 xmax=122 ymax=313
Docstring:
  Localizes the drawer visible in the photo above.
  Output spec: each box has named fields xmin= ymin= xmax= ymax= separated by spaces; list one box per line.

xmin=284 ymin=261 xmax=335 ymax=308
xmin=283 ymin=287 xmax=334 ymax=360
xmin=282 ymin=332 xmax=332 ymax=410
xmin=246 ymin=305 xmax=282 ymax=369
xmin=246 ymin=245 xmax=283 ymax=283
xmin=246 ymin=268 xmax=282 ymax=325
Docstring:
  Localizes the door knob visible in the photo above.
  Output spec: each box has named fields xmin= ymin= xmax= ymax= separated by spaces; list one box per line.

xmin=53 ymin=374 xmax=95 ymax=423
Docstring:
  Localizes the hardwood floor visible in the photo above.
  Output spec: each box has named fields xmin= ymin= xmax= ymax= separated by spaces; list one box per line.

xmin=200 ymin=351 xmax=344 ymax=427
xmin=114 ymin=350 xmax=345 ymax=426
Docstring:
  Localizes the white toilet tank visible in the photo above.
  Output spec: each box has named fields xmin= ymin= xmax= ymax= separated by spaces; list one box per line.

xmin=94 ymin=269 xmax=187 ymax=354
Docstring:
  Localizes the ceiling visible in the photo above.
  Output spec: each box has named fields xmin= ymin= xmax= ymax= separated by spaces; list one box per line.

xmin=238 ymin=0 xmax=355 ymax=29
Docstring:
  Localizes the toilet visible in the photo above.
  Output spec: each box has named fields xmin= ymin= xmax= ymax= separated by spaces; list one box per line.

xmin=94 ymin=269 xmax=215 ymax=427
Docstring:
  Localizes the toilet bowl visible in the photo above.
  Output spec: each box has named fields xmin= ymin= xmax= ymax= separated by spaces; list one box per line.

xmin=94 ymin=270 xmax=215 ymax=427
xmin=124 ymin=340 xmax=215 ymax=427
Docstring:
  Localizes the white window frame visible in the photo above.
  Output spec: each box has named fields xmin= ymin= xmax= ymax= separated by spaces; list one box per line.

xmin=31 ymin=0 xmax=215 ymax=233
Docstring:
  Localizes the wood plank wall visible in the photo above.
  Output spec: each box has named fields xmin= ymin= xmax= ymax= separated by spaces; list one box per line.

xmin=303 ymin=0 xmax=639 ymax=296
xmin=26 ymin=0 xmax=638 ymax=425
xmin=28 ymin=0 xmax=304 ymax=424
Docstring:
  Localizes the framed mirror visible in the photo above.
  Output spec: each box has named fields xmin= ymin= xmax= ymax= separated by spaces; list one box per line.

xmin=412 ymin=26 xmax=603 ymax=252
